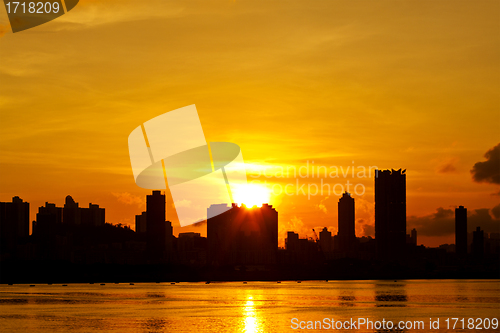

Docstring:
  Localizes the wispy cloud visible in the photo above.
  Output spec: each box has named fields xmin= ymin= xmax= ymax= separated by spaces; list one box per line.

xmin=436 ymin=157 xmax=459 ymax=174
xmin=112 ymin=192 xmax=143 ymax=207
xmin=56 ymin=0 xmax=184 ymax=29
xmin=316 ymin=196 xmax=329 ymax=214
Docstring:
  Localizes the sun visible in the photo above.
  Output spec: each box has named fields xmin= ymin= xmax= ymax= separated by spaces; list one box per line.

xmin=232 ymin=183 xmax=271 ymax=207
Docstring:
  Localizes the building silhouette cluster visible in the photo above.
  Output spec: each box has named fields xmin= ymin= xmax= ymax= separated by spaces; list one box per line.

xmin=207 ymin=203 xmax=278 ymax=266
xmin=0 ymin=169 xmax=499 ymax=282
xmin=34 ymin=196 xmax=105 ymax=236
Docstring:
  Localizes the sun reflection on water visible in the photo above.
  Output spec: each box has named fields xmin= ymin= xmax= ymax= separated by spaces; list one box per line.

xmin=242 ymin=295 xmax=261 ymax=333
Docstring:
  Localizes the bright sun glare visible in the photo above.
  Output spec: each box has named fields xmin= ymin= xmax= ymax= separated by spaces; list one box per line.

xmin=233 ymin=183 xmax=271 ymax=208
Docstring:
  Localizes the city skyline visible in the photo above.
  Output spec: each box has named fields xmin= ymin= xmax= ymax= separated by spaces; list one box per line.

xmin=2 ymin=147 xmax=499 ymax=248
xmin=2 ymin=179 xmax=498 ymax=284
xmin=2 ymin=165 xmax=499 ymax=285
xmin=2 ymin=167 xmax=498 ymax=250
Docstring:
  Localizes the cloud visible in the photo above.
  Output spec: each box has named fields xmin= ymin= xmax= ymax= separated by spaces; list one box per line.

xmin=471 ymin=143 xmax=500 ymax=184
xmin=279 ymin=215 xmax=311 ymax=243
xmin=352 ymin=197 xmax=375 ymax=237
xmin=468 ymin=208 xmax=500 ymax=233
xmin=492 ymin=203 xmax=500 ymax=220
xmin=55 ymin=0 xmax=184 ymax=30
xmin=112 ymin=192 xmax=143 ymax=207
xmin=437 ymin=158 xmax=458 ymax=174
xmin=408 ymin=206 xmax=500 ymax=237
xmin=408 ymin=207 xmax=454 ymax=237
xmin=356 ymin=218 xmax=374 ymax=237
xmin=438 ymin=163 xmax=457 ymax=174
xmin=316 ymin=196 xmax=329 ymax=214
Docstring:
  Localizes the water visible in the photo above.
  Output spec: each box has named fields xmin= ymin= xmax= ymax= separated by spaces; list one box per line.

xmin=0 ymin=280 xmax=498 ymax=332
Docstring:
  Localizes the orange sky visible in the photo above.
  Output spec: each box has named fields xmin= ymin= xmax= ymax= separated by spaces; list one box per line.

xmin=0 ymin=0 xmax=499 ymax=247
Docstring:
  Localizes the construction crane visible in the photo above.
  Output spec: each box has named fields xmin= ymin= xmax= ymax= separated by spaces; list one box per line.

xmin=312 ymin=229 xmax=326 ymax=262
xmin=312 ymin=229 xmax=320 ymax=243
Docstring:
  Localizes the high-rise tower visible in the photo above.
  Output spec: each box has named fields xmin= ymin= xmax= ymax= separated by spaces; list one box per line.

xmin=146 ymin=191 xmax=172 ymax=260
xmin=455 ymin=205 xmax=467 ymax=257
xmin=375 ymin=169 xmax=406 ymax=259
xmin=338 ymin=192 xmax=355 ymax=253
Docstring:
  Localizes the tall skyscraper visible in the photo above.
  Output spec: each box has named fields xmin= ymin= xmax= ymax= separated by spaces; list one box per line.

xmin=455 ymin=205 xmax=467 ymax=256
xmin=375 ymin=169 xmax=406 ymax=259
xmin=146 ymin=191 xmax=172 ymax=260
xmin=411 ymin=228 xmax=417 ymax=246
xmin=338 ymin=192 xmax=355 ymax=253
xmin=406 ymin=228 xmax=417 ymax=246
xmin=207 ymin=203 xmax=278 ymax=266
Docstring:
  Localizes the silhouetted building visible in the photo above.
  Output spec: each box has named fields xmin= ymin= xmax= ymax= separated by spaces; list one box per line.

xmin=61 ymin=196 xmax=105 ymax=227
xmin=406 ymin=228 xmax=417 ymax=246
xmin=319 ymin=227 xmax=333 ymax=253
xmin=338 ymin=192 xmax=355 ymax=253
xmin=177 ymin=232 xmax=207 ymax=265
xmin=146 ymin=191 xmax=173 ymax=261
xmin=298 ymin=237 xmax=320 ymax=262
xmin=63 ymin=195 xmax=81 ymax=225
xmin=472 ymin=226 xmax=484 ymax=259
xmin=286 ymin=231 xmax=299 ymax=251
xmin=207 ymin=203 xmax=278 ymax=266
xmin=455 ymin=205 xmax=467 ymax=257
xmin=357 ymin=236 xmax=376 ymax=259
xmin=284 ymin=231 xmax=322 ymax=265
xmin=80 ymin=203 xmax=105 ymax=227
xmin=487 ymin=232 xmax=500 ymax=255
xmin=34 ymin=202 xmax=62 ymax=235
xmin=375 ymin=169 xmax=406 ymax=259
xmin=0 ymin=196 xmax=29 ymax=258
xmin=135 ymin=211 xmax=147 ymax=233
xmin=332 ymin=234 xmax=339 ymax=251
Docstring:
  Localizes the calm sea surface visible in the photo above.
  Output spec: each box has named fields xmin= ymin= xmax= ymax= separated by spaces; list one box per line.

xmin=0 ymin=280 xmax=498 ymax=332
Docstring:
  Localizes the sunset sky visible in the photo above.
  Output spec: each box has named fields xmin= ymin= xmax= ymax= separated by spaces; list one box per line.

xmin=0 ymin=0 xmax=499 ymax=247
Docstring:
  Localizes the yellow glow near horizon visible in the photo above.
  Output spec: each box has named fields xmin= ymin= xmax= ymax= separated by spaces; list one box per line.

xmin=232 ymin=183 xmax=271 ymax=208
